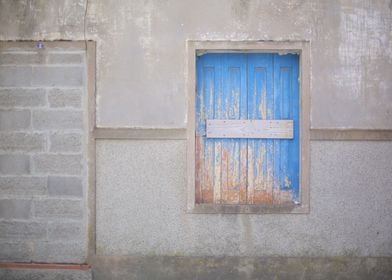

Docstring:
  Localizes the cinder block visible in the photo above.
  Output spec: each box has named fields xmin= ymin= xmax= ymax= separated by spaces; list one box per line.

xmin=33 ymin=199 xmax=83 ymax=219
xmin=0 ymin=221 xmax=46 ymax=240
xmin=0 ymin=110 xmax=30 ymax=131
xmin=48 ymin=88 xmax=82 ymax=108
xmin=33 ymin=241 xmax=86 ymax=263
xmin=0 ymin=199 xmax=31 ymax=219
xmin=0 ymin=52 xmax=42 ymax=65
xmin=0 ymin=66 xmax=32 ymax=86
xmin=0 ymin=88 xmax=46 ymax=107
xmin=0 ymin=242 xmax=32 ymax=262
xmin=32 ymin=110 xmax=83 ymax=130
xmin=48 ymin=53 xmax=84 ymax=64
xmin=48 ymin=176 xmax=83 ymax=197
xmin=50 ymin=132 xmax=82 ymax=153
xmin=0 ymin=176 xmax=46 ymax=196
xmin=33 ymin=154 xmax=82 ymax=175
xmin=0 ymin=132 xmax=46 ymax=152
xmin=0 ymin=154 xmax=30 ymax=174
xmin=32 ymin=66 xmax=84 ymax=87
xmin=47 ymin=222 xmax=83 ymax=241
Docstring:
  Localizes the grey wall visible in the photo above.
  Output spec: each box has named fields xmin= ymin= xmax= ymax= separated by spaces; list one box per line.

xmin=0 ymin=45 xmax=88 ymax=263
xmin=0 ymin=0 xmax=391 ymax=128
xmin=0 ymin=0 xmax=391 ymax=261
xmin=96 ymin=140 xmax=392 ymax=257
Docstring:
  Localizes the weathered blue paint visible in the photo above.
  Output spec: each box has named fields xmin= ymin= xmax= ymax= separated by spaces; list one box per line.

xmin=247 ymin=54 xmax=273 ymax=203
xmin=195 ymin=53 xmax=299 ymax=204
xmin=273 ymin=54 xmax=300 ymax=202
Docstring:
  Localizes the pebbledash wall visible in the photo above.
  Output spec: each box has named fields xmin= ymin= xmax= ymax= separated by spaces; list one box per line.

xmin=0 ymin=0 xmax=392 ymax=273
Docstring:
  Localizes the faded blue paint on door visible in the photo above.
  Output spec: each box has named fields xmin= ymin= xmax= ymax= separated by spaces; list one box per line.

xmin=196 ymin=53 xmax=299 ymax=205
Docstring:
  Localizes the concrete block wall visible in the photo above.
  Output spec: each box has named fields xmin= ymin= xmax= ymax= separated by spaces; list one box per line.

xmin=0 ymin=45 xmax=87 ymax=264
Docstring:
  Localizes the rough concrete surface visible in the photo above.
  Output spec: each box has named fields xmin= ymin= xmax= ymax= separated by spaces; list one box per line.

xmin=0 ymin=0 xmax=391 ymax=128
xmin=92 ymin=256 xmax=392 ymax=280
xmin=96 ymin=140 xmax=392 ymax=257
xmin=0 ymin=46 xmax=88 ymax=263
xmin=0 ymin=268 xmax=92 ymax=280
xmin=0 ymin=1 xmax=391 ymax=278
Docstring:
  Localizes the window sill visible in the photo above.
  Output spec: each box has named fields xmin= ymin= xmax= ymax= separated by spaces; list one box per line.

xmin=187 ymin=202 xmax=309 ymax=214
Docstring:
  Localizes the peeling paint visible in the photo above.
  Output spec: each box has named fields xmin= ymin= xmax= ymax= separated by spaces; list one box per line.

xmin=196 ymin=53 xmax=299 ymax=205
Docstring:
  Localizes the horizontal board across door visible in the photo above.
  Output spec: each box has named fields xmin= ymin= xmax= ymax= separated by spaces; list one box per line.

xmin=195 ymin=53 xmax=299 ymax=205
xmin=206 ymin=119 xmax=294 ymax=139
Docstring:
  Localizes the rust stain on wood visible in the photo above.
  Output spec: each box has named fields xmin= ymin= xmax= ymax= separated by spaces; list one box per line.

xmin=196 ymin=142 xmax=294 ymax=205
xmin=195 ymin=136 xmax=202 ymax=203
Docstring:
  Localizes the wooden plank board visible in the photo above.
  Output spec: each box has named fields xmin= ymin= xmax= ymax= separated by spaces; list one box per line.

xmin=206 ymin=119 xmax=293 ymax=139
xmin=247 ymin=54 xmax=274 ymax=204
xmin=195 ymin=56 xmax=217 ymax=203
xmin=273 ymin=54 xmax=300 ymax=203
xmin=220 ymin=55 xmax=248 ymax=204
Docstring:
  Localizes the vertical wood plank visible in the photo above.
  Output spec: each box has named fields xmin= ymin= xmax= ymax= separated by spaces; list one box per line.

xmin=273 ymin=54 xmax=300 ymax=203
xmin=196 ymin=55 xmax=216 ymax=203
xmin=213 ymin=55 xmax=223 ymax=203
xmin=273 ymin=55 xmax=283 ymax=203
xmin=195 ymin=55 xmax=203 ymax=203
xmin=195 ymin=136 xmax=203 ymax=203
xmin=202 ymin=60 xmax=216 ymax=203
xmin=220 ymin=54 xmax=247 ymax=204
xmin=239 ymin=57 xmax=248 ymax=204
xmin=289 ymin=55 xmax=300 ymax=202
xmin=247 ymin=54 xmax=274 ymax=204
xmin=220 ymin=55 xmax=230 ymax=203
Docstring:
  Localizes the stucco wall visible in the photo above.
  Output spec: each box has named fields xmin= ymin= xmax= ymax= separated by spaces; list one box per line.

xmin=1 ymin=0 xmax=391 ymax=128
xmin=1 ymin=0 xmax=391 ymax=260
xmin=96 ymin=140 xmax=392 ymax=257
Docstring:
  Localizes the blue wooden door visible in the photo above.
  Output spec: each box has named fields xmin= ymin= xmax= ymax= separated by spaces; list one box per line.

xmin=196 ymin=53 xmax=299 ymax=205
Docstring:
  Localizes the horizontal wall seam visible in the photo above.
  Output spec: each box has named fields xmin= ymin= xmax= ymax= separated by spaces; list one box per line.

xmin=310 ymin=129 xmax=392 ymax=141
xmin=0 ymin=41 xmax=89 ymax=50
xmin=93 ymin=128 xmax=392 ymax=141
xmin=93 ymin=128 xmax=187 ymax=140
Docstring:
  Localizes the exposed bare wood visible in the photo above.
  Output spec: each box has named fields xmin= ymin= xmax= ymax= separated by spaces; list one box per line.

xmin=206 ymin=120 xmax=294 ymax=139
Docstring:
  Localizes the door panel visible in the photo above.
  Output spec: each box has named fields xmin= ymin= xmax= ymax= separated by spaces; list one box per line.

xmin=195 ymin=53 xmax=299 ymax=205
xmin=247 ymin=54 xmax=274 ymax=204
xmin=220 ymin=55 xmax=247 ymax=204
xmin=273 ymin=54 xmax=300 ymax=203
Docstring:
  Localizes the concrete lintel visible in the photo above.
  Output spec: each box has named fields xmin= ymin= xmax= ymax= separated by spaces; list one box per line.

xmin=187 ymin=40 xmax=309 ymax=53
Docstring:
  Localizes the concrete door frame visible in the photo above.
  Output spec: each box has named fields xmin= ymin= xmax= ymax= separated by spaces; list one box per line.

xmin=186 ymin=40 xmax=311 ymax=214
